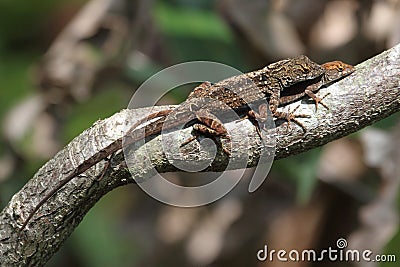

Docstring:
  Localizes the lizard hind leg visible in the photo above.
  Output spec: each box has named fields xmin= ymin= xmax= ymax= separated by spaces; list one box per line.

xmin=180 ymin=110 xmax=231 ymax=155
xmin=247 ymin=103 xmax=272 ymax=139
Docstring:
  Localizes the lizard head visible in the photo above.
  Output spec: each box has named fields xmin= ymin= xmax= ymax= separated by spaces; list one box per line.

xmin=321 ymin=61 xmax=355 ymax=83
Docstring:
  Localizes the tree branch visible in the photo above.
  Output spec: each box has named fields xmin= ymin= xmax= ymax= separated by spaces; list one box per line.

xmin=1 ymin=44 xmax=400 ymax=265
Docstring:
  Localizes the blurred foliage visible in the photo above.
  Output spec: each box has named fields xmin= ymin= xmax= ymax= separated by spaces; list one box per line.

xmin=64 ymin=87 xmax=129 ymax=141
xmin=0 ymin=0 xmax=56 ymax=47
xmin=0 ymin=0 xmax=60 ymax=209
xmin=0 ymin=55 xmax=33 ymax=117
xmin=275 ymin=148 xmax=322 ymax=204
xmin=154 ymin=1 xmax=232 ymax=41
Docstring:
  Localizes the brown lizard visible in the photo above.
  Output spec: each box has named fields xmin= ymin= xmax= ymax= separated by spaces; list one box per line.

xmin=17 ymin=56 xmax=354 ymax=237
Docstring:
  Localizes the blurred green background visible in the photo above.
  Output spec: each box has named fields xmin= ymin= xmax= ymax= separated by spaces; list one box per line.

xmin=0 ymin=0 xmax=399 ymax=266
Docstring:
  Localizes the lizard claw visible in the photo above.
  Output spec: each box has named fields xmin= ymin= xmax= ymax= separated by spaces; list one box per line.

xmin=314 ymin=92 xmax=330 ymax=111
xmin=305 ymin=90 xmax=330 ymax=111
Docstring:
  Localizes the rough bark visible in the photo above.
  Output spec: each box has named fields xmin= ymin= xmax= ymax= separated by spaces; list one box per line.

xmin=1 ymin=44 xmax=399 ymax=266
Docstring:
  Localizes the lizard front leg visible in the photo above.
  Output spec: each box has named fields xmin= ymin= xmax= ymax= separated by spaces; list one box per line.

xmin=303 ymin=80 xmax=330 ymax=111
xmin=264 ymin=86 xmax=310 ymax=132
xmin=305 ymin=89 xmax=330 ymax=110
